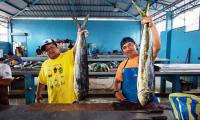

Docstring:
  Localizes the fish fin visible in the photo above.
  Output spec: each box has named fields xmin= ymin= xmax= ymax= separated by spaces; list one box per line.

xmin=72 ymin=16 xmax=81 ymax=28
xmin=131 ymin=0 xmax=146 ymax=18
xmin=145 ymin=0 xmax=150 ymax=16
xmin=82 ymin=14 xmax=90 ymax=28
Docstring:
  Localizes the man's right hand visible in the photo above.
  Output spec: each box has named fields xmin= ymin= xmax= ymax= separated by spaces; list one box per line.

xmin=77 ymin=26 xmax=89 ymax=38
xmin=36 ymin=93 xmax=43 ymax=103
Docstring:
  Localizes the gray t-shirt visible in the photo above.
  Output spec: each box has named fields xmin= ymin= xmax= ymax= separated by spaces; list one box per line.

xmin=0 ymin=63 xmax=12 ymax=79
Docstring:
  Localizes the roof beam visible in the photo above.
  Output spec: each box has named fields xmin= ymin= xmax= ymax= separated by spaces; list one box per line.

xmin=3 ymin=1 xmax=21 ymax=11
xmin=124 ymin=2 xmax=133 ymax=12
xmin=150 ymin=1 xmax=169 ymax=10
xmin=134 ymin=0 xmax=158 ymax=17
xmin=151 ymin=0 xmax=182 ymax=17
xmin=118 ymin=8 xmax=139 ymax=20
xmin=21 ymin=0 xmax=28 ymax=4
xmin=0 ymin=0 xmax=7 ymax=2
xmin=34 ymin=4 xmax=111 ymax=7
xmin=11 ymin=0 xmax=41 ymax=18
xmin=153 ymin=14 xmax=166 ymax=24
xmin=16 ymin=15 xmax=136 ymax=19
xmin=122 ymin=0 xmax=167 ymax=12
xmin=21 ymin=11 xmax=135 ymax=18
xmin=0 ymin=9 xmax=13 ymax=16
xmin=161 ymin=0 xmax=173 ymax=4
xmin=172 ymin=0 xmax=200 ymax=17
xmin=24 ymin=10 xmax=136 ymax=17
xmin=153 ymin=0 xmax=200 ymax=23
xmin=105 ymin=0 xmax=138 ymax=20
xmin=155 ymin=1 xmax=169 ymax=6
xmin=27 ymin=10 xmax=117 ymax=13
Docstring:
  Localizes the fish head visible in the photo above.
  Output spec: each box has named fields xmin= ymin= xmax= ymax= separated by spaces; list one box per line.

xmin=138 ymin=91 xmax=154 ymax=106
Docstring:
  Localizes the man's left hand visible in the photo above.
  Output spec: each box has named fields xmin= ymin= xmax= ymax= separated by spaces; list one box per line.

xmin=141 ymin=16 xmax=153 ymax=26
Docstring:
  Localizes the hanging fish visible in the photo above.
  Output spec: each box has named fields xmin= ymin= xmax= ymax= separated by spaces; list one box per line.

xmin=73 ymin=14 xmax=89 ymax=100
xmin=131 ymin=0 xmax=154 ymax=106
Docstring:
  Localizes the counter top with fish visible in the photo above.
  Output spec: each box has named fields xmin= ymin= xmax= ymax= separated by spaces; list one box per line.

xmin=11 ymin=63 xmax=200 ymax=76
xmin=0 ymin=103 xmax=174 ymax=120
xmin=10 ymin=64 xmax=200 ymax=105
xmin=155 ymin=64 xmax=200 ymax=75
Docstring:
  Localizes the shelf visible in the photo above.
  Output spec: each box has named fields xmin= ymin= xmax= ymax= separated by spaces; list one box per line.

xmin=22 ymin=57 xmax=47 ymax=61
xmin=22 ymin=55 xmax=125 ymax=62
xmin=21 ymin=56 xmax=169 ymax=63
xmin=12 ymin=69 xmax=116 ymax=76
xmin=88 ymin=55 xmax=125 ymax=58
xmin=89 ymin=58 xmax=124 ymax=62
xmin=89 ymin=72 xmax=116 ymax=76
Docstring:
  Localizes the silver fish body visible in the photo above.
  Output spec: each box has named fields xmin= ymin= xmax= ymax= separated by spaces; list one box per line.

xmin=131 ymin=0 xmax=154 ymax=106
xmin=74 ymin=33 xmax=89 ymax=100
xmin=137 ymin=24 xmax=154 ymax=106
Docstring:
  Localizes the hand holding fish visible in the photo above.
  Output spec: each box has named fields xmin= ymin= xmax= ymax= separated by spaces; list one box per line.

xmin=73 ymin=15 xmax=90 ymax=100
xmin=131 ymin=0 xmax=158 ymax=106
xmin=77 ymin=25 xmax=89 ymax=38
xmin=141 ymin=16 xmax=154 ymax=28
xmin=74 ymin=27 xmax=89 ymax=54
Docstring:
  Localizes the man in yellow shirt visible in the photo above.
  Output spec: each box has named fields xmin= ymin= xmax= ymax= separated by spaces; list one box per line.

xmin=36 ymin=29 xmax=88 ymax=104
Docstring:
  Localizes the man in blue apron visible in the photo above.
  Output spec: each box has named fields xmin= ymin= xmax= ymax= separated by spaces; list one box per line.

xmin=114 ymin=16 xmax=161 ymax=103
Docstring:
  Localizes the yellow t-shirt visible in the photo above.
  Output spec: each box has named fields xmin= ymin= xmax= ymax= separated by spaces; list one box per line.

xmin=38 ymin=48 xmax=77 ymax=103
xmin=11 ymin=60 xmax=19 ymax=65
xmin=16 ymin=50 xmax=22 ymax=57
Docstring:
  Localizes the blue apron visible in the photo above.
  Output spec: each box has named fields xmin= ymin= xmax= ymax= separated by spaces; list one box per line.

xmin=122 ymin=67 xmax=139 ymax=103
xmin=121 ymin=59 xmax=158 ymax=103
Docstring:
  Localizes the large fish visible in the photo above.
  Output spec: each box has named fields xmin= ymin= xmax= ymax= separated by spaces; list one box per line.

xmin=131 ymin=0 xmax=154 ymax=106
xmin=73 ymin=14 xmax=89 ymax=100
